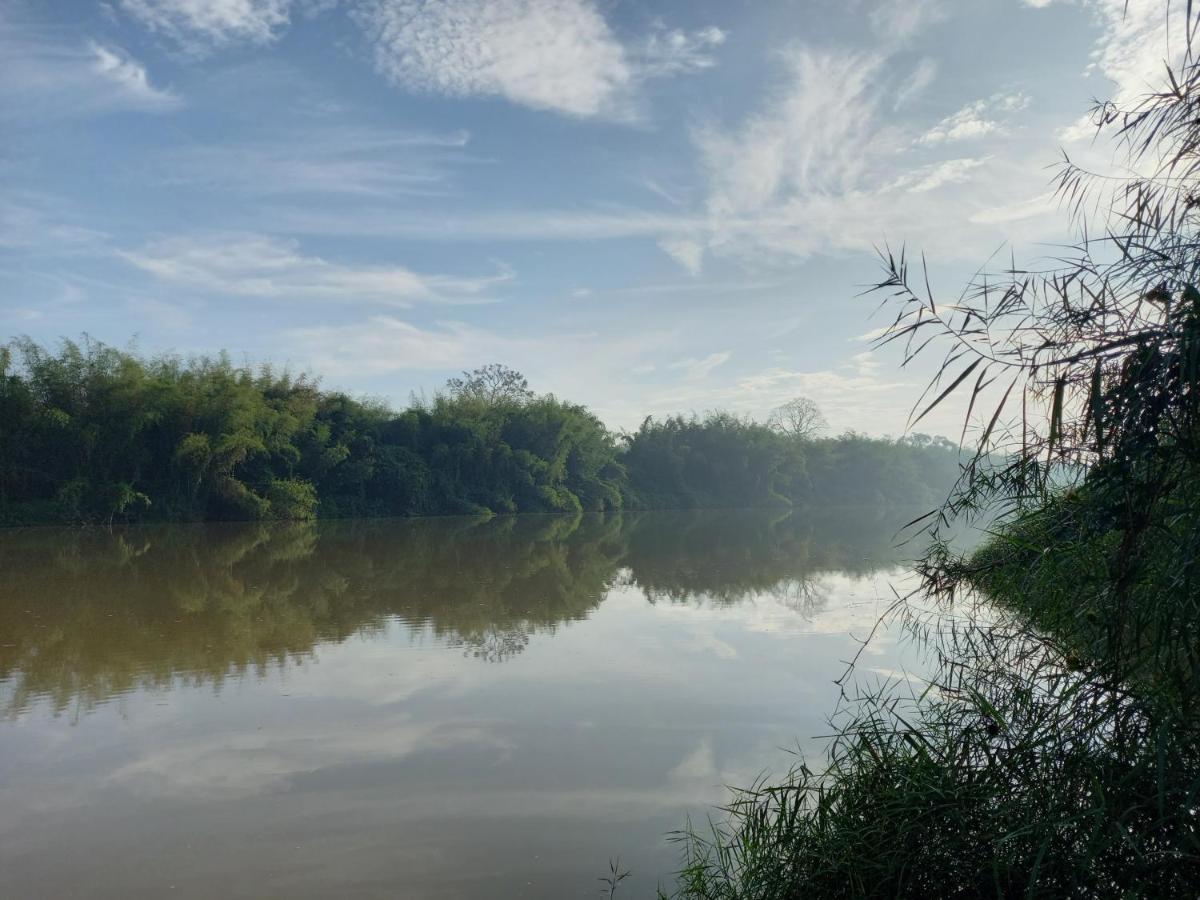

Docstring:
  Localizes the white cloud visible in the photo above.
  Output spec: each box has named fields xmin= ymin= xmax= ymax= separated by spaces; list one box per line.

xmin=0 ymin=195 xmax=111 ymax=251
xmin=264 ymin=204 xmax=702 ymax=242
xmin=918 ymin=92 xmax=1029 ymax=145
xmin=121 ymin=233 xmax=511 ymax=305
xmin=88 ymin=42 xmax=180 ymax=109
xmin=159 ymin=127 xmax=471 ymax=197
xmin=277 ymin=314 xmax=680 ymax=421
xmin=658 ymin=237 xmax=704 ymax=274
xmin=355 ymin=0 xmax=632 ymax=117
xmin=0 ymin=20 xmax=179 ymax=117
xmin=115 ymin=0 xmax=723 ymax=116
xmin=970 ymin=191 xmax=1057 ymax=225
xmin=851 ymin=326 xmax=891 ymax=343
xmin=732 ymin=361 xmax=915 ymax=435
xmin=640 ymin=176 xmax=687 ymax=206
xmin=870 ymin=0 xmax=946 ymax=44
xmin=848 ymin=350 xmax=882 ymax=376
xmin=283 ymin=315 xmax=534 ymax=375
xmin=118 ymin=0 xmax=294 ymax=50
xmin=698 ymin=49 xmax=887 ymax=221
xmin=686 ymin=44 xmax=1063 ymax=264
xmin=894 ymin=57 xmax=938 ymax=109
xmin=669 ymin=351 xmax=732 ymax=380
xmin=353 ymin=0 xmax=724 ymax=118
xmin=1057 ymin=0 xmax=1176 ymax=142
xmin=691 ymin=48 xmax=924 ymax=259
xmin=892 ymin=156 xmax=990 ymax=193
xmin=637 ymin=25 xmax=727 ymax=77
xmin=618 ymin=349 xmax=931 ymax=437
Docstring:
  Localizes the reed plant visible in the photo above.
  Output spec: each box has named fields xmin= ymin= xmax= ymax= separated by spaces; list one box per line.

xmin=665 ymin=4 xmax=1200 ymax=896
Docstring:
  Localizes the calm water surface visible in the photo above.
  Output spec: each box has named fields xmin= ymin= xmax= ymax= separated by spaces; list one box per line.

xmin=0 ymin=509 xmax=930 ymax=898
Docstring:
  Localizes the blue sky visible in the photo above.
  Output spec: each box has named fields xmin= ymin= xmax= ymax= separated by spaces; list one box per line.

xmin=0 ymin=0 xmax=1173 ymax=435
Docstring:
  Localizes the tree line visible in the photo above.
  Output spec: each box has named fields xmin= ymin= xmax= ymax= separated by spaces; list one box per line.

xmin=0 ymin=336 xmax=961 ymax=525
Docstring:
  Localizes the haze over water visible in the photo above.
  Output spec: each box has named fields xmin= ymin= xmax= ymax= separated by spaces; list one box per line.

xmin=0 ymin=509 xmax=930 ymax=898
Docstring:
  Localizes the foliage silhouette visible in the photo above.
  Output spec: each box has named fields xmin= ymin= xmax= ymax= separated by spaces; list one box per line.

xmin=0 ymin=340 xmax=961 ymax=525
xmin=665 ymin=4 xmax=1200 ymax=898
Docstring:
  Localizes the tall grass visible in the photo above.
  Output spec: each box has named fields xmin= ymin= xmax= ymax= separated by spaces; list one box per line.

xmin=664 ymin=3 xmax=1200 ymax=896
xmin=666 ymin=548 xmax=1199 ymax=897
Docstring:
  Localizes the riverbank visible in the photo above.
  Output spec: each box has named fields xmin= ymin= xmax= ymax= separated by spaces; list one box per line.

xmin=662 ymin=491 xmax=1200 ymax=898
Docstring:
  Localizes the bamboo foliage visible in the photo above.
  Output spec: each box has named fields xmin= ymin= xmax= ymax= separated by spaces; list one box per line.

xmin=667 ymin=4 xmax=1200 ymax=897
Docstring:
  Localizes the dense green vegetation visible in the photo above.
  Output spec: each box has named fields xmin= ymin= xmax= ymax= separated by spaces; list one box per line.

xmin=0 ymin=337 xmax=960 ymax=525
xmin=665 ymin=9 xmax=1200 ymax=899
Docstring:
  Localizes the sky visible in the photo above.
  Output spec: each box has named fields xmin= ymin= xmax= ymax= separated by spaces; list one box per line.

xmin=0 ymin=0 xmax=1180 ymax=436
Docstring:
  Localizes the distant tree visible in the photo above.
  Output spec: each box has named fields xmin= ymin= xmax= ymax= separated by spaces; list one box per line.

xmin=446 ymin=364 xmax=534 ymax=406
xmin=900 ymin=432 xmax=956 ymax=453
xmin=768 ymin=396 xmax=827 ymax=440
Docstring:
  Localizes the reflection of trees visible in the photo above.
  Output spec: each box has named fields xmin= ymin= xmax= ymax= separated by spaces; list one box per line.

xmin=764 ymin=578 xmax=828 ymax=619
xmin=0 ymin=514 xmax=624 ymax=714
xmin=618 ymin=508 xmax=915 ymax=607
xmin=0 ymin=507 xmax=922 ymax=714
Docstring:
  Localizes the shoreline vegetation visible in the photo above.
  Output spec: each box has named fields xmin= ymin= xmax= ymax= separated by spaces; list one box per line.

xmin=0 ymin=340 xmax=961 ymax=527
xmin=663 ymin=11 xmax=1200 ymax=899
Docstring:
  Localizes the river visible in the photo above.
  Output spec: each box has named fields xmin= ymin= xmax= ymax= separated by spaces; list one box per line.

xmin=0 ymin=509 xmax=931 ymax=898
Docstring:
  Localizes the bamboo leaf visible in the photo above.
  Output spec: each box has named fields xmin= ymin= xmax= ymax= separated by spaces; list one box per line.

xmin=1049 ymin=376 xmax=1066 ymax=449
xmin=979 ymin=377 xmax=1018 ymax=452
xmin=911 ymin=359 xmax=983 ymax=428
xmin=960 ymin=364 xmax=992 ymax=448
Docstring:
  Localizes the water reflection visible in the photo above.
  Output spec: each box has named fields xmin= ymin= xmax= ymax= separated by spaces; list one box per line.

xmin=0 ymin=508 xmax=936 ymax=899
xmin=620 ymin=508 xmax=905 ymax=607
xmin=0 ymin=509 xmax=916 ymax=716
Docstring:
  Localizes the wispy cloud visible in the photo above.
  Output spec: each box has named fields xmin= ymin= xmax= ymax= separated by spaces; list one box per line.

xmin=157 ymin=127 xmax=472 ymax=198
xmin=692 ymin=47 xmax=904 ymax=260
xmin=118 ymin=0 xmax=295 ymax=51
xmin=283 ymin=315 xmax=538 ymax=376
xmin=658 ymin=237 xmax=704 ymax=275
xmin=636 ymin=24 xmax=727 ymax=77
xmin=686 ymin=44 xmax=1059 ymax=263
xmin=262 ymin=205 xmax=702 ymax=241
xmin=121 ymin=233 xmax=512 ymax=305
xmin=851 ymin=326 xmax=890 ymax=343
xmin=278 ymin=315 xmax=682 ymax=426
xmin=970 ymin=191 xmax=1057 ymax=225
xmin=88 ymin=42 xmax=181 ymax=109
xmin=891 ymin=157 xmax=990 ymax=193
xmin=0 ymin=18 xmax=179 ymax=117
xmin=669 ymin=351 xmax=732 ymax=380
xmin=1047 ymin=0 xmax=1177 ymax=142
xmin=918 ymin=92 xmax=1028 ymax=145
xmin=894 ymin=58 xmax=938 ymax=109
xmin=353 ymin=0 xmax=723 ymax=118
xmin=870 ymin=0 xmax=947 ymax=45
xmin=0 ymin=194 xmax=111 ymax=252
xmin=698 ymin=49 xmax=888 ymax=220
